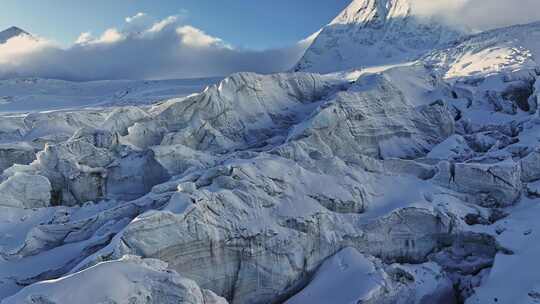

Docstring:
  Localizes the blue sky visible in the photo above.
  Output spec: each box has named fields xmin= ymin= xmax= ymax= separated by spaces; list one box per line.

xmin=0 ymin=0 xmax=350 ymax=49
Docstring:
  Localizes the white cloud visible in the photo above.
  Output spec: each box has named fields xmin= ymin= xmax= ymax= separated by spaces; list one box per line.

xmin=147 ymin=15 xmax=179 ymax=33
xmin=10 ymin=0 xmax=538 ymax=81
xmin=97 ymin=28 xmax=125 ymax=44
xmin=411 ymin=0 xmax=467 ymax=18
xmin=0 ymin=15 xmax=308 ymax=81
xmin=411 ymin=0 xmax=540 ymax=31
xmin=124 ymin=12 xmax=153 ymax=34
xmin=457 ymin=0 xmax=540 ymax=30
xmin=74 ymin=28 xmax=125 ymax=45
xmin=75 ymin=32 xmax=93 ymax=44
xmin=176 ymin=26 xmax=225 ymax=48
xmin=0 ymin=35 xmax=52 ymax=65
xmin=125 ymin=12 xmax=147 ymax=24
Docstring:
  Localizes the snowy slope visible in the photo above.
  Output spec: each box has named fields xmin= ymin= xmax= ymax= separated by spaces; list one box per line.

xmin=3 ymin=255 xmax=227 ymax=304
xmin=294 ymin=0 xmax=465 ymax=73
xmin=0 ymin=77 xmax=221 ymax=112
xmin=424 ymin=21 xmax=540 ymax=80
xmin=286 ymin=248 xmax=453 ymax=304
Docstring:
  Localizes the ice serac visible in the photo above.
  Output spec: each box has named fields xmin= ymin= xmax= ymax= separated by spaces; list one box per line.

xmin=294 ymin=0 xmax=464 ymax=73
xmin=285 ymin=65 xmax=455 ymax=160
xmin=3 ymin=256 xmax=228 ymax=304
xmin=287 ymin=248 xmax=455 ymax=304
xmin=0 ymin=143 xmax=37 ymax=173
xmin=0 ymin=173 xmax=51 ymax=209
xmin=154 ymin=68 xmax=454 ymax=161
xmin=0 ymin=26 xmax=32 ymax=44
xmin=154 ymin=72 xmax=347 ymax=153
xmin=0 ymin=67 xmax=497 ymax=303
xmin=3 ymin=10 xmax=540 ymax=304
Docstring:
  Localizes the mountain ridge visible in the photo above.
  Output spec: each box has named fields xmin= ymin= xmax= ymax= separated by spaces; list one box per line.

xmin=294 ymin=0 xmax=466 ymax=73
xmin=0 ymin=26 xmax=32 ymax=44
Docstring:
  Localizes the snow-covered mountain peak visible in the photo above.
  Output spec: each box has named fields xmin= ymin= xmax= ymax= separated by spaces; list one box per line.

xmin=0 ymin=26 xmax=32 ymax=44
xmin=294 ymin=0 xmax=465 ymax=74
xmin=330 ymin=0 xmax=411 ymax=25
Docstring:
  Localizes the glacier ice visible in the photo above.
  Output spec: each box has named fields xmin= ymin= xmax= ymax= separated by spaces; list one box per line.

xmin=1 ymin=1 xmax=540 ymax=304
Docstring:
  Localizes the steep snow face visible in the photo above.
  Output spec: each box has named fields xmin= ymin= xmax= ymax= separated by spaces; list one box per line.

xmin=422 ymin=22 xmax=540 ymax=116
xmin=294 ymin=0 xmax=464 ymax=74
xmin=285 ymin=65 xmax=455 ymax=159
xmin=425 ymin=22 xmax=540 ymax=80
xmin=0 ymin=27 xmax=31 ymax=44
xmin=152 ymin=68 xmax=453 ymax=160
xmin=154 ymin=72 xmax=348 ymax=152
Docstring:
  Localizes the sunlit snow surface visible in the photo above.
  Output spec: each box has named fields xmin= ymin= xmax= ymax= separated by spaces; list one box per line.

xmin=0 ymin=77 xmax=220 ymax=113
xmin=1 ymin=1 xmax=540 ymax=304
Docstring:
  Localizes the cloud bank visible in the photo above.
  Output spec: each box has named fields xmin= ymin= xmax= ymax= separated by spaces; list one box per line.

xmin=412 ymin=0 xmax=540 ymax=31
xmin=0 ymin=15 xmax=310 ymax=81
xmin=1 ymin=1 xmax=539 ymax=81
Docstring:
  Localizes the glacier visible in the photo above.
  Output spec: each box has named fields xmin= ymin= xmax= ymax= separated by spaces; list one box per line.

xmin=1 ymin=0 xmax=540 ymax=303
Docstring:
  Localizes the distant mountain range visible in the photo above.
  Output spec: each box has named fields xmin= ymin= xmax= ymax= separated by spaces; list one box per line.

xmin=0 ymin=26 xmax=32 ymax=44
